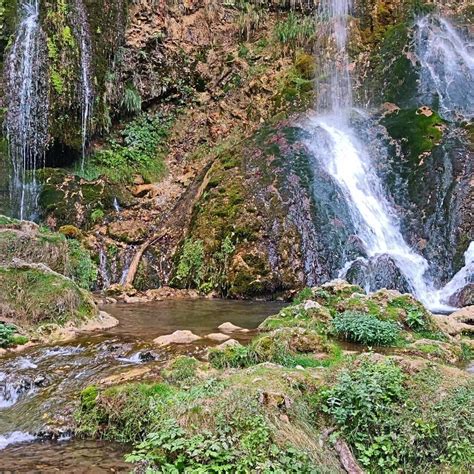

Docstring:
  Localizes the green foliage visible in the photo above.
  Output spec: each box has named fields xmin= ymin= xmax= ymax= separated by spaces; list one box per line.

xmin=174 ymin=239 xmax=205 ymax=289
xmin=201 ymin=234 xmax=236 ymax=295
xmin=50 ymin=69 xmax=65 ymax=95
xmin=274 ymin=12 xmax=315 ymax=52
xmin=323 ymin=360 xmax=406 ymax=470
xmin=0 ymin=323 xmax=27 ymax=348
xmin=78 ymin=113 xmax=171 ymax=184
xmin=460 ymin=342 xmax=474 ymax=362
xmin=90 ymin=208 xmax=104 ymax=223
xmin=383 ymin=108 xmax=444 ymax=162
xmin=322 ymin=361 xmax=474 ymax=472
xmin=209 ymin=328 xmax=341 ymax=370
xmin=274 ymin=54 xmax=314 ymax=111
xmin=209 ymin=344 xmax=255 ymax=369
xmin=126 ymin=416 xmax=314 ymax=473
xmin=332 ymin=312 xmax=400 ymax=346
xmin=66 ymin=240 xmax=98 ymax=290
xmin=235 ymin=1 xmax=264 ymax=41
xmin=76 ymin=382 xmax=176 ymax=442
xmin=163 ymin=356 xmax=198 ymax=384
xmin=80 ymin=386 xmax=99 ymax=411
xmin=0 ymin=266 xmax=97 ymax=326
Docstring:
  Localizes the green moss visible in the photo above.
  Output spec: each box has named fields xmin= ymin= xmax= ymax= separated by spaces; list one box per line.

xmin=0 ymin=265 xmax=97 ymax=326
xmin=80 ymin=385 xmax=99 ymax=410
xmin=0 ymin=215 xmax=97 ymax=289
xmin=383 ymin=108 xmax=444 ymax=162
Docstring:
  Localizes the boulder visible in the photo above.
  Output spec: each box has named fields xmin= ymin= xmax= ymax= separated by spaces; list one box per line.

xmin=218 ymin=322 xmax=249 ymax=332
xmin=345 ymin=254 xmax=411 ymax=294
xmin=448 ymin=284 xmax=474 ymax=307
xmin=205 ymin=333 xmax=231 ymax=342
xmin=154 ymin=330 xmax=202 ymax=346
xmin=216 ymin=338 xmax=241 ymax=350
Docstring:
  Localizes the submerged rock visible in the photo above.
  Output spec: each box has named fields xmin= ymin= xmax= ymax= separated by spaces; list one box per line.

xmin=205 ymin=333 xmax=231 ymax=342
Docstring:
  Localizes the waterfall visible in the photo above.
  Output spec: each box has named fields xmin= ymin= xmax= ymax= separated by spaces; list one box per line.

xmin=416 ymin=15 xmax=474 ymax=120
xmin=305 ymin=2 xmax=471 ymax=311
xmin=5 ymin=0 xmax=48 ymax=221
xmin=71 ymin=0 xmax=93 ymax=170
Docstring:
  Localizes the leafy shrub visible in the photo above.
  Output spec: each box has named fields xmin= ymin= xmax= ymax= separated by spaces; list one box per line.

xmin=323 ymin=360 xmax=406 ymax=470
xmin=163 ymin=356 xmax=198 ymax=383
xmin=121 ymin=84 xmax=142 ymax=115
xmin=332 ymin=312 xmax=400 ymax=346
xmin=78 ymin=113 xmax=171 ymax=184
xmin=323 ymin=360 xmax=474 ymax=472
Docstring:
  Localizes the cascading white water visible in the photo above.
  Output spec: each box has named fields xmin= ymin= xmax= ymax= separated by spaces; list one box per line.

xmin=71 ymin=0 xmax=94 ymax=170
xmin=306 ymin=2 xmax=471 ymax=311
xmin=416 ymin=15 xmax=474 ymax=120
xmin=5 ymin=0 xmax=48 ymax=220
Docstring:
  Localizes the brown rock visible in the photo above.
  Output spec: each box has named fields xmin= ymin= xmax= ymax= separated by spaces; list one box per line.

xmin=154 ymin=330 xmax=202 ymax=346
xmin=218 ymin=322 xmax=249 ymax=332
xmin=107 ymin=220 xmax=148 ymax=243
xmin=205 ymin=333 xmax=230 ymax=342
xmin=216 ymin=339 xmax=241 ymax=350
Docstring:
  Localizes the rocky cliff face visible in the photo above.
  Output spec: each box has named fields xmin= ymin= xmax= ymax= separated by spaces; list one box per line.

xmin=1 ymin=0 xmax=472 ymax=300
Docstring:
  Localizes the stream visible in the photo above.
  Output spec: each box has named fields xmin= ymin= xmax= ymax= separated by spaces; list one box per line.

xmin=0 ymin=299 xmax=283 ymax=471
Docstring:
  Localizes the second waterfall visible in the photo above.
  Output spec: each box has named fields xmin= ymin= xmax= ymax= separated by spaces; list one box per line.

xmin=304 ymin=0 xmax=459 ymax=311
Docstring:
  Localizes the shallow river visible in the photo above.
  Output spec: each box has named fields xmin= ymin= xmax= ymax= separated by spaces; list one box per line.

xmin=0 ymin=299 xmax=283 ymax=472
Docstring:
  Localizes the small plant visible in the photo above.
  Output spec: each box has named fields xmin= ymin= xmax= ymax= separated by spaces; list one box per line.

xmin=125 ymin=416 xmax=314 ymax=472
xmin=78 ymin=113 xmax=171 ymax=184
xmin=236 ymin=2 xmax=264 ymax=41
xmin=332 ymin=311 xmax=400 ymax=346
xmin=292 ymin=287 xmax=313 ymax=305
xmin=121 ymin=84 xmax=142 ymax=115
xmin=0 ymin=323 xmax=27 ymax=348
xmin=90 ymin=208 xmax=104 ymax=223
xmin=323 ymin=360 xmax=405 ymax=468
xmin=405 ymin=308 xmax=427 ymax=331
xmin=274 ymin=12 xmax=315 ymax=53
xmin=209 ymin=344 xmax=253 ymax=369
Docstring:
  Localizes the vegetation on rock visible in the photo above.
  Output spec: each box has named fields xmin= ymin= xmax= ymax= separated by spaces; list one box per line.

xmin=75 ymin=282 xmax=473 ymax=472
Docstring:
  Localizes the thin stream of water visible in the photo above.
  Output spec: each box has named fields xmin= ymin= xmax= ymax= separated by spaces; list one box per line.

xmin=5 ymin=0 xmax=48 ymax=220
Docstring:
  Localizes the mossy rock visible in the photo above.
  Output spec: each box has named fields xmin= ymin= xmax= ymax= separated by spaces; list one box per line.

xmin=259 ymin=302 xmax=331 ymax=332
xmin=0 ymin=262 xmax=97 ymax=327
xmin=0 ymin=215 xmax=97 ymax=290
xmin=37 ymin=168 xmax=134 ymax=229
xmin=383 ymin=107 xmax=444 ymax=163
